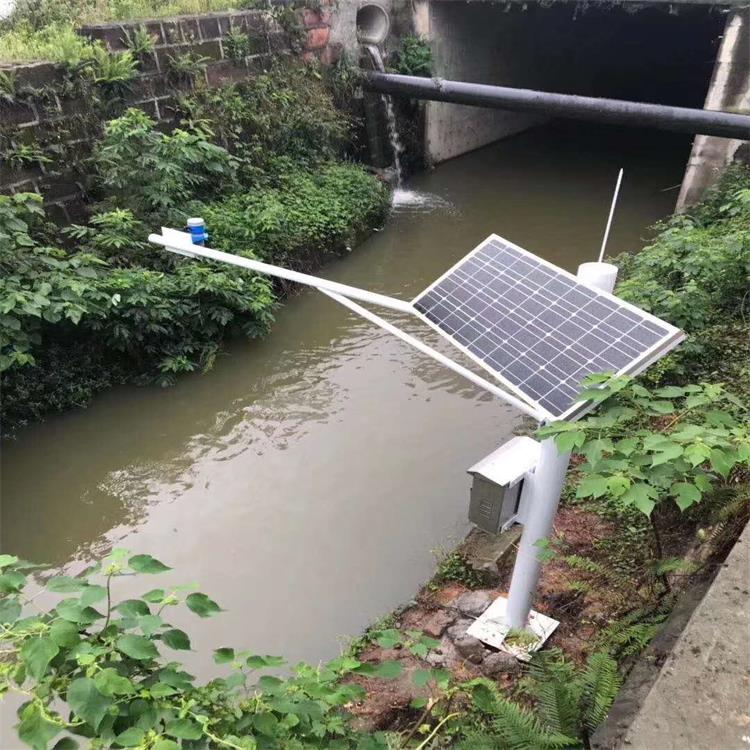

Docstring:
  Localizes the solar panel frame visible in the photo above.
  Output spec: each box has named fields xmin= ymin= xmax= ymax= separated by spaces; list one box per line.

xmin=411 ymin=234 xmax=685 ymax=422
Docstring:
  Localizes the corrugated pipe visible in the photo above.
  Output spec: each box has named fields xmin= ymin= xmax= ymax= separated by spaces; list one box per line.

xmin=363 ymin=72 xmax=750 ymax=140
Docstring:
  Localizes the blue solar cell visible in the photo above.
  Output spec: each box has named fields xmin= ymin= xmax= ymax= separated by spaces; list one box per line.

xmin=413 ymin=235 xmax=683 ymax=418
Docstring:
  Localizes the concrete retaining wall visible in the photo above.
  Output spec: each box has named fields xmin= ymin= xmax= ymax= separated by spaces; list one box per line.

xmin=677 ymin=8 xmax=750 ymax=209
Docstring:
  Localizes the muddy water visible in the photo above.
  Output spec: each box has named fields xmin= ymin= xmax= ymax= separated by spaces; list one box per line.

xmin=1 ymin=123 xmax=691 ymax=673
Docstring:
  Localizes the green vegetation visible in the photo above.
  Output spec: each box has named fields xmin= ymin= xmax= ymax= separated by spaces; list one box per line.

xmin=0 ymin=547 xmax=622 ymax=749
xmin=0 ymin=0 xmax=239 ymax=63
xmin=458 ymin=651 xmax=620 ymax=749
xmin=0 ymin=551 xmax=398 ymax=749
xmin=0 ymin=64 xmax=390 ymax=436
xmin=390 ymin=35 xmax=432 ymax=78
xmin=430 ymin=551 xmax=488 ymax=590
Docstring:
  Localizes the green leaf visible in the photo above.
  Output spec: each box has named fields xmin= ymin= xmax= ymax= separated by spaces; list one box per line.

xmin=258 ymin=675 xmax=284 ymax=692
xmin=0 ymin=597 xmax=21 ymax=624
xmin=152 ymin=741 xmax=180 ymax=750
xmin=0 ymin=554 xmax=19 ymax=569
xmin=115 ymin=599 xmax=150 ymax=618
xmin=94 ymin=668 xmax=135 ymax=696
xmin=52 ymin=739 xmax=79 ymax=750
xmin=647 ymin=400 xmax=675 ymax=415
xmin=575 ymin=474 xmax=609 ymax=499
xmin=0 ymin=570 xmax=26 ymax=593
xmin=161 ymin=628 xmax=191 ymax=650
xmin=137 ymin=614 xmax=162 ymax=636
xmin=114 ymin=727 xmax=145 ymax=747
xmin=80 ymin=585 xmax=107 ymax=607
xmin=246 ymin=654 xmax=285 ymax=669
xmin=710 ymin=449 xmax=734 ymax=478
xmin=117 ymin=634 xmax=159 ymax=660
xmin=67 ymin=677 xmax=113 ymax=730
xmin=614 ymin=437 xmax=638 ymax=456
xmin=165 ymin=718 xmax=202 ymax=740
xmin=17 ymin=702 xmax=61 ymax=750
xmin=606 ymin=475 xmax=631 ymax=497
xmin=55 ymin=599 xmax=103 ymax=625
xmin=214 ymin=647 xmax=235 ymax=664
xmin=471 ymin=682 xmax=497 ymax=713
xmin=654 ymin=385 xmax=689 ymax=398
xmin=651 ymin=442 xmax=683 ymax=466
xmin=374 ymin=629 xmax=401 ymax=649
xmin=672 ymin=482 xmax=702 ymax=511
xmin=185 ymin=592 xmax=222 ymax=617
xmin=252 ymin=713 xmax=279 ymax=736
xmin=49 ymin=620 xmax=80 ymax=648
xmin=555 ymin=430 xmax=586 ymax=453
xmin=150 ymin=682 xmax=178 ymax=698
xmin=128 ymin=554 xmax=171 ymax=574
xmin=373 ymin=660 xmax=402 ymax=679
xmin=622 ymin=483 xmax=657 ymax=516
xmin=141 ymin=588 xmax=165 ymax=603
xmin=412 ymin=669 xmax=432 ymax=687
xmin=684 ymin=442 xmax=712 ymax=467
xmin=21 ymin=636 xmax=59 ymax=680
xmin=46 ymin=575 xmax=87 ymax=593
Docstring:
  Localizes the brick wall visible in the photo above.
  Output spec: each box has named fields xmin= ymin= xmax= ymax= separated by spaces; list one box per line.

xmin=0 ymin=5 xmax=340 ymax=223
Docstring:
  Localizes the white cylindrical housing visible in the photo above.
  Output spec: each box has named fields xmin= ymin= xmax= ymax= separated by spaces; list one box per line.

xmin=576 ymin=261 xmax=618 ymax=294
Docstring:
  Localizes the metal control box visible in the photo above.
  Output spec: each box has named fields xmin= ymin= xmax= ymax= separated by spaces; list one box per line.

xmin=467 ymin=436 xmax=541 ymax=534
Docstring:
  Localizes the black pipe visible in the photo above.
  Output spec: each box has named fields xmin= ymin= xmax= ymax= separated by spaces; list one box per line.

xmin=364 ymin=72 xmax=750 ymax=140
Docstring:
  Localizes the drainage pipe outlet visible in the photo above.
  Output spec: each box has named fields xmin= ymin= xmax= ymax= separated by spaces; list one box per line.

xmin=356 ymin=4 xmax=390 ymax=45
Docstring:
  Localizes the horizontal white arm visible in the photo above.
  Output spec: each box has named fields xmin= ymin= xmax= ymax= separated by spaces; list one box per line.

xmin=149 ymin=232 xmax=414 ymax=315
xmin=320 ymin=289 xmax=545 ymax=421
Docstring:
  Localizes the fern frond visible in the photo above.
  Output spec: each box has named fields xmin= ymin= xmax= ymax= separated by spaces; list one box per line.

xmin=537 ymin=678 xmax=583 ymax=737
xmin=489 ymin=698 xmax=580 ymax=749
xmin=579 ymin=652 xmax=621 ymax=733
xmin=562 ymin=554 xmax=607 ymax=576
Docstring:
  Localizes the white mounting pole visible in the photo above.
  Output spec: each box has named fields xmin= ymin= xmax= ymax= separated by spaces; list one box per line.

xmin=149 ymin=231 xmax=413 ymax=315
xmin=598 ymin=168 xmax=624 ymax=263
xmin=504 ymin=436 xmax=571 ymax=628
xmin=503 ymin=261 xmax=617 ymax=631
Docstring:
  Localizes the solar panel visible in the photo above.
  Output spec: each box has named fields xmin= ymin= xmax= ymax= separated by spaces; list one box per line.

xmin=412 ymin=235 xmax=684 ymax=420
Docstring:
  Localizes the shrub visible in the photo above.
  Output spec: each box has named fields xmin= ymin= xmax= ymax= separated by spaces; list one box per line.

xmin=0 ymin=551 xmax=398 ymax=750
xmin=614 ymin=165 xmax=750 ymax=366
xmin=0 ymin=193 xmax=276 ymax=434
xmin=199 ymin=163 xmax=390 ymax=269
xmin=391 ymin=35 xmax=432 ymax=78
xmin=178 ymin=65 xmax=351 ymax=178
xmin=93 ymin=108 xmax=238 ymax=224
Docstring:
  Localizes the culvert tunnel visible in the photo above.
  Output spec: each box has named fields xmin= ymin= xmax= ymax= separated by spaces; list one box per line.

xmin=421 ymin=1 xmax=729 ymax=163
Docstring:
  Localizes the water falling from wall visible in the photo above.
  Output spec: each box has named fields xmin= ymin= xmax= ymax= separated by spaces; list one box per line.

xmin=364 ymin=44 xmax=404 ymax=186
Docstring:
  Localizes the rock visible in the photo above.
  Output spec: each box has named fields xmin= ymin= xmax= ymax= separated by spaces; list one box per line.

xmin=454 ymin=590 xmax=494 ymax=618
xmin=481 ymin=651 xmax=521 ymax=676
xmin=446 ymin=618 xmax=474 ymax=643
xmin=426 ymin=650 xmax=447 ymax=667
xmin=454 ymin=635 xmax=486 ymax=664
xmin=420 ymin=610 xmax=455 ymax=639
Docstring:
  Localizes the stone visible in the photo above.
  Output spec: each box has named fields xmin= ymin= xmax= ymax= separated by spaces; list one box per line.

xmin=454 ymin=590 xmax=494 ymax=618
xmin=446 ymin=618 xmax=474 ymax=644
xmin=420 ymin=610 xmax=455 ymax=639
xmin=454 ymin=635 xmax=486 ymax=664
xmin=426 ymin=650 xmax=447 ymax=668
xmin=482 ymin=651 xmax=521 ymax=677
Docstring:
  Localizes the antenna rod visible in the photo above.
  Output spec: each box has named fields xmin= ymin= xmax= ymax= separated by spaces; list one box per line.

xmin=598 ymin=168 xmax=623 ymax=263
